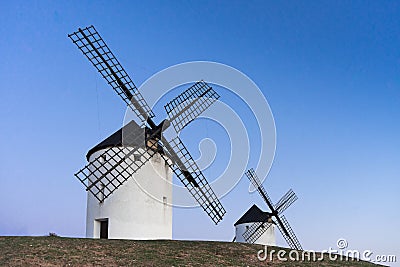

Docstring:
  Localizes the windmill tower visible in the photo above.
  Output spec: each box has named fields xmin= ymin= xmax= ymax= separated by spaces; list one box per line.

xmin=68 ymin=25 xmax=226 ymax=240
xmin=83 ymin=120 xmax=174 ymax=240
xmin=235 ymin=168 xmax=302 ymax=250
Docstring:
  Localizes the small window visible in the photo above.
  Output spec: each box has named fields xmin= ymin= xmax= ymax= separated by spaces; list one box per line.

xmin=153 ymin=153 xmax=161 ymax=163
xmin=163 ymin=196 xmax=167 ymax=205
xmin=134 ymin=154 xmax=141 ymax=162
xmin=246 ymin=225 xmax=249 ymax=230
xmin=100 ymin=183 xmax=105 ymax=202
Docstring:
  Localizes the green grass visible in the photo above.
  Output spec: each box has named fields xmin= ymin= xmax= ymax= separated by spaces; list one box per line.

xmin=0 ymin=236 xmax=383 ymax=266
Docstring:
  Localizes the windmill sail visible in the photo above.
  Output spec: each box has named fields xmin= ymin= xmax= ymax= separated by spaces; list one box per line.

xmin=68 ymin=25 xmax=154 ymax=124
xmin=74 ymin=122 xmax=155 ymax=202
xmin=245 ymin=168 xmax=275 ymax=210
xmin=274 ymin=189 xmax=298 ymax=215
xmin=75 ymin=145 xmax=156 ymax=202
xmin=160 ymin=137 xmax=226 ymax=224
xmin=276 ymin=215 xmax=303 ymax=250
xmin=164 ymin=80 xmax=220 ymax=133
xmin=242 ymin=221 xmax=273 ymax=244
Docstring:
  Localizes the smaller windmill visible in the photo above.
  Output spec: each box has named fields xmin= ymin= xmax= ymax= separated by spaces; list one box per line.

xmin=240 ymin=168 xmax=303 ymax=250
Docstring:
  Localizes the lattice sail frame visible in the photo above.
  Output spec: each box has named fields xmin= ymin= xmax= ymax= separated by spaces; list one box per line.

xmin=68 ymin=25 xmax=154 ymax=124
xmin=160 ymin=137 xmax=226 ymax=224
xmin=246 ymin=168 xmax=274 ymax=207
xmin=164 ymin=80 xmax=220 ymax=133
xmin=75 ymin=146 xmax=156 ymax=202
xmin=242 ymin=221 xmax=273 ymax=244
xmin=74 ymin=124 xmax=155 ymax=202
xmin=277 ymin=215 xmax=303 ymax=250
xmin=274 ymin=189 xmax=298 ymax=215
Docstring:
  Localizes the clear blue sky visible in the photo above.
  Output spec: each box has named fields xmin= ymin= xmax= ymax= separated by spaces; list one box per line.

xmin=0 ymin=0 xmax=399 ymax=263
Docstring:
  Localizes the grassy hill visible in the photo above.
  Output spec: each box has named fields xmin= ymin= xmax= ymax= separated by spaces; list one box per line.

xmin=0 ymin=236 xmax=382 ymax=266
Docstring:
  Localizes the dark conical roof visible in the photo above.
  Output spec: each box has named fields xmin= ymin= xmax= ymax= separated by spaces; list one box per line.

xmin=86 ymin=120 xmax=144 ymax=160
xmin=234 ymin=204 xmax=272 ymax=226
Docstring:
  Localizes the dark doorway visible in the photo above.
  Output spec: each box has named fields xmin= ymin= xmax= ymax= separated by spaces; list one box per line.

xmin=100 ymin=219 xmax=108 ymax=239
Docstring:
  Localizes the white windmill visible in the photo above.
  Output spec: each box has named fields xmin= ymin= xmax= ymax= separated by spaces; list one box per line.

xmin=234 ymin=168 xmax=302 ymax=250
xmin=68 ymin=25 xmax=226 ymax=240
xmin=234 ymin=204 xmax=276 ymax=246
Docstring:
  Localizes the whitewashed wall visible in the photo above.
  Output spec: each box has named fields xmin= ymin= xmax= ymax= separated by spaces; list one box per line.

xmin=86 ymin=147 xmax=173 ymax=240
xmin=235 ymin=222 xmax=276 ymax=246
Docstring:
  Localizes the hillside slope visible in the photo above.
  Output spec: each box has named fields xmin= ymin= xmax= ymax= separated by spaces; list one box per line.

xmin=0 ymin=236 xmax=381 ymax=266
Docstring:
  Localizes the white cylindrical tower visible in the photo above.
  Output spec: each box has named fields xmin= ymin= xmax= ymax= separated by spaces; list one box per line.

xmin=85 ymin=123 xmax=173 ymax=240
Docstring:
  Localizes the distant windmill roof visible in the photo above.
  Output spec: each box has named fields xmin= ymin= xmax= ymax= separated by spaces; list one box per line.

xmin=234 ymin=204 xmax=273 ymax=226
xmin=86 ymin=120 xmax=146 ymax=160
